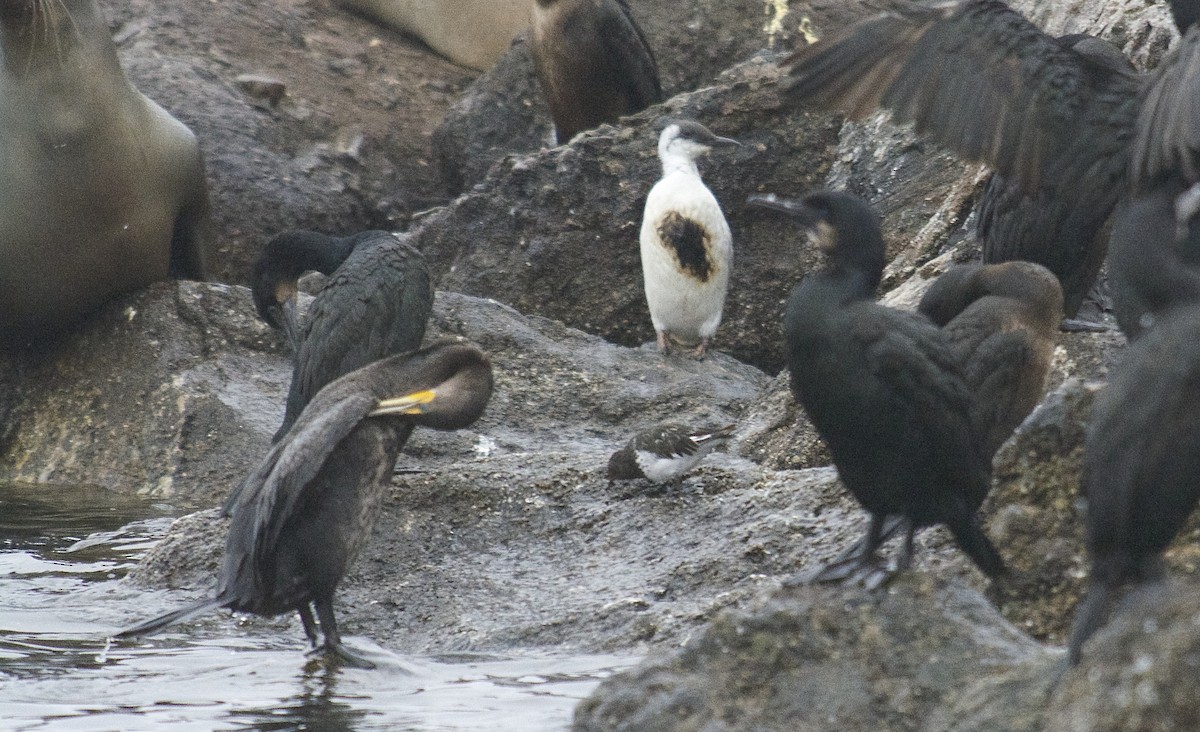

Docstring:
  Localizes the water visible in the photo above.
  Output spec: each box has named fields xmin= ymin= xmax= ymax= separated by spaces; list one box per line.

xmin=0 ymin=483 xmax=632 ymax=731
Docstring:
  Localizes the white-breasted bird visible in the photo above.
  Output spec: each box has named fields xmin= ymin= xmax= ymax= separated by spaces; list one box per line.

xmin=640 ymin=120 xmax=739 ymax=359
xmin=607 ymin=422 xmax=736 ymax=482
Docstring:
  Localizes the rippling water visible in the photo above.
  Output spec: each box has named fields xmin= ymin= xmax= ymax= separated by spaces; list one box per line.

xmin=0 ymin=482 xmax=631 ymax=731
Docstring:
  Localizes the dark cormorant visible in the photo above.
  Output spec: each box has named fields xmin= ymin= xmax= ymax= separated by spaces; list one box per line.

xmin=750 ymin=190 xmax=1005 ymax=584
xmin=975 ymin=35 xmax=1135 ymax=322
xmin=1068 ymin=305 xmax=1200 ymax=664
xmin=607 ymin=422 xmax=735 ymax=482
xmin=918 ymin=261 xmax=1062 ymax=459
xmin=115 ymin=341 xmax=494 ymax=667
xmin=531 ymin=0 xmax=664 ymax=145
xmin=250 ymin=230 xmax=434 ymax=442
xmin=640 ymin=120 xmax=739 ymax=358
xmin=782 ymin=0 xmax=1200 ymax=332
xmin=1107 ymin=177 xmax=1200 ymax=339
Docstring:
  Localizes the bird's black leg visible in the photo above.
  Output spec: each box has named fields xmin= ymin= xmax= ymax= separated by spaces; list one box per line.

xmin=313 ymin=596 xmax=375 ymax=669
xmin=811 ymin=513 xmax=890 ymax=583
xmin=298 ymin=603 xmax=319 ymax=649
xmin=1067 ymin=580 xmax=1112 ymax=666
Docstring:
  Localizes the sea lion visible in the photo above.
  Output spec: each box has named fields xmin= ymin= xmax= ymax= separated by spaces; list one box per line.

xmin=0 ymin=0 xmax=212 ymax=345
xmin=333 ymin=0 xmax=531 ymax=71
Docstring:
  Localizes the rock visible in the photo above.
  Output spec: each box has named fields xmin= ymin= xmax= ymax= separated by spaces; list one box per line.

xmin=0 ymin=282 xmax=288 ymax=503
xmin=572 ymin=574 xmax=1057 ymax=732
xmin=432 ymin=0 xmax=831 ymax=194
xmin=1047 ymin=580 xmax=1200 ymax=731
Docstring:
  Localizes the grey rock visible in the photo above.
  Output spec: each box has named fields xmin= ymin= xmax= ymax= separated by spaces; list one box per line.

xmin=0 ymin=281 xmax=287 ymax=503
xmin=573 ymin=574 xmax=1057 ymax=732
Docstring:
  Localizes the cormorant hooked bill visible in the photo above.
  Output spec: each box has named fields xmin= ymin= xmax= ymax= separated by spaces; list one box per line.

xmin=607 ymin=422 xmax=735 ymax=482
xmin=114 ymin=342 xmax=494 ymax=668
xmin=250 ymin=230 xmax=434 ymax=442
xmin=640 ymin=120 xmax=739 ymax=359
xmin=749 ymin=190 xmax=1006 ymax=585
xmin=782 ymin=0 xmax=1200 ymax=334
xmin=531 ymin=0 xmax=664 ymax=145
xmin=1068 ymin=305 xmax=1200 ymax=665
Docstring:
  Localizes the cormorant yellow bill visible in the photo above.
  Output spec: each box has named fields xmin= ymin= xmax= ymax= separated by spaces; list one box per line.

xmin=369 ymin=389 xmax=437 ymax=416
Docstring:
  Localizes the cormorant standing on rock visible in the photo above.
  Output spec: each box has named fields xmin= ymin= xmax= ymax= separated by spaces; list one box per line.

xmin=1068 ymin=305 xmax=1200 ymax=665
xmin=607 ymin=422 xmax=735 ymax=482
xmin=640 ymin=120 xmax=739 ymax=359
xmin=918 ymin=261 xmax=1062 ymax=459
xmin=750 ymin=190 xmax=1006 ymax=585
xmin=115 ymin=342 xmax=494 ymax=667
xmin=782 ymin=0 xmax=1200 ymax=333
xmin=250 ymin=230 xmax=434 ymax=442
xmin=531 ymin=0 xmax=664 ymax=145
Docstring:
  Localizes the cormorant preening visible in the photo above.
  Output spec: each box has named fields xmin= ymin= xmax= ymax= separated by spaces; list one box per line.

xmin=1068 ymin=305 xmax=1200 ymax=665
xmin=250 ymin=230 xmax=434 ymax=441
xmin=640 ymin=120 xmax=739 ymax=358
xmin=115 ymin=342 xmax=494 ymax=667
xmin=782 ymin=0 xmax=1200 ymax=332
xmin=918 ymin=261 xmax=1062 ymax=459
xmin=607 ymin=422 xmax=735 ymax=482
xmin=531 ymin=0 xmax=664 ymax=145
xmin=750 ymin=190 xmax=1005 ymax=584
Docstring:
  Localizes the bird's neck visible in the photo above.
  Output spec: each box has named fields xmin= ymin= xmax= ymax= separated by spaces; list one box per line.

xmin=659 ymin=149 xmax=701 ymax=178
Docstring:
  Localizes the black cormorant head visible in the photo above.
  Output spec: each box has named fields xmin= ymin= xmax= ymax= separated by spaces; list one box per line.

xmin=368 ymin=341 xmax=494 ymax=431
xmin=250 ymin=230 xmax=361 ymax=350
xmin=656 ymin=118 xmax=741 ymax=162
xmin=748 ymin=190 xmax=886 ymax=290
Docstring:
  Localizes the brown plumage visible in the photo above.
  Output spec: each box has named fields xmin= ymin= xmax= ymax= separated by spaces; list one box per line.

xmin=531 ymin=0 xmax=664 ymax=144
xmin=918 ymin=261 xmax=1062 ymax=459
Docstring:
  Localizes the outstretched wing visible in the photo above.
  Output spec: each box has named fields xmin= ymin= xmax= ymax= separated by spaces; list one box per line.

xmin=783 ymin=0 xmax=1142 ymax=194
xmin=1131 ymin=28 xmax=1200 ymax=186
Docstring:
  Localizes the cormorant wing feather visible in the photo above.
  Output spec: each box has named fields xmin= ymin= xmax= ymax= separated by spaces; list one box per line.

xmin=293 ymin=240 xmax=433 ymax=411
xmin=246 ymin=392 xmax=378 ymax=579
xmin=857 ymin=310 xmax=989 ymax=506
xmin=1130 ymin=28 xmax=1200 ymax=186
xmin=783 ymin=0 xmax=1142 ymax=194
xmin=600 ymin=0 xmax=665 ymax=108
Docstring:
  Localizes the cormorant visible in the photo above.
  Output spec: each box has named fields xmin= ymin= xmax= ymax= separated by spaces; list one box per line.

xmin=975 ymin=35 xmax=1135 ymax=323
xmin=1068 ymin=304 xmax=1200 ymax=664
xmin=607 ymin=422 xmax=735 ymax=482
xmin=782 ymin=0 xmax=1200 ymax=333
xmin=918 ymin=261 xmax=1062 ymax=459
xmin=250 ymin=230 xmax=434 ymax=441
xmin=750 ymin=190 xmax=1005 ymax=584
xmin=531 ymin=0 xmax=664 ymax=145
xmin=640 ymin=120 xmax=739 ymax=358
xmin=115 ymin=341 xmax=494 ymax=667
xmin=1107 ymin=177 xmax=1200 ymax=339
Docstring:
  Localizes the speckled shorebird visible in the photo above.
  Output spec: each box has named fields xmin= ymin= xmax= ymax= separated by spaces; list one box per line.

xmin=607 ymin=422 xmax=735 ymax=482
xmin=640 ymin=120 xmax=739 ymax=359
